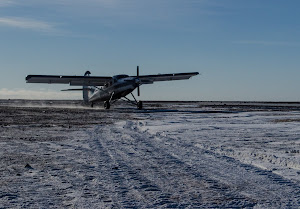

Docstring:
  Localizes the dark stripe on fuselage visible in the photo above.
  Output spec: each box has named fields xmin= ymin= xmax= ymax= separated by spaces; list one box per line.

xmin=113 ymin=81 xmax=136 ymax=89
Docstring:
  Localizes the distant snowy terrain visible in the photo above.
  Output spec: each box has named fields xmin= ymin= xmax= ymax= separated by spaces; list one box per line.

xmin=0 ymin=101 xmax=299 ymax=208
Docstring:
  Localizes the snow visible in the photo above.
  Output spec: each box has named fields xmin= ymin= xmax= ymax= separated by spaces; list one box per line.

xmin=135 ymin=111 xmax=300 ymax=182
xmin=0 ymin=101 xmax=299 ymax=208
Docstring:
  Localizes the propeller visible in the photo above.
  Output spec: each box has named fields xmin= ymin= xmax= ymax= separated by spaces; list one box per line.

xmin=137 ymin=66 xmax=140 ymax=96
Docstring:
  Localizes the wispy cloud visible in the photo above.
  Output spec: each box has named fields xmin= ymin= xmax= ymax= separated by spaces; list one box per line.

xmin=0 ymin=17 xmax=56 ymax=32
xmin=233 ymin=40 xmax=300 ymax=47
xmin=0 ymin=0 xmax=15 ymax=7
xmin=0 ymin=88 xmax=80 ymax=100
xmin=0 ymin=0 xmax=222 ymax=35
xmin=4 ymin=0 xmax=121 ymax=11
xmin=18 ymin=0 xmax=220 ymax=23
xmin=56 ymin=0 xmax=119 ymax=8
xmin=0 ymin=16 xmax=95 ymax=37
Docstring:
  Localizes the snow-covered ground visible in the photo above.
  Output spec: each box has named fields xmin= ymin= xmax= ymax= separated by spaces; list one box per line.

xmin=135 ymin=110 xmax=300 ymax=182
xmin=0 ymin=101 xmax=299 ymax=208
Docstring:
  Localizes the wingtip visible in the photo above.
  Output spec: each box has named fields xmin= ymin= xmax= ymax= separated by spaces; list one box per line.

xmin=25 ymin=75 xmax=31 ymax=81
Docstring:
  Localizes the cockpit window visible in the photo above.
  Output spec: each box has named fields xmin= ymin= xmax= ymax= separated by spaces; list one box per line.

xmin=113 ymin=74 xmax=129 ymax=80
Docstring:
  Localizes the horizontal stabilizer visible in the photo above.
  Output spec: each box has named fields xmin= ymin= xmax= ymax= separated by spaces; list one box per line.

xmin=61 ymin=88 xmax=83 ymax=91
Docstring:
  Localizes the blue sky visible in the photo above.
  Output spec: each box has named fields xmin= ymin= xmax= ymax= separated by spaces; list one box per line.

xmin=0 ymin=0 xmax=299 ymax=101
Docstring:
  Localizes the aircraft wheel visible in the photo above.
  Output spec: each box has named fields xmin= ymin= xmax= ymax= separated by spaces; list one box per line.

xmin=91 ymin=102 xmax=94 ymax=108
xmin=137 ymin=101 xmax=143 ymax=110
xmin=104 ymin=101 xmax=110 ymax=109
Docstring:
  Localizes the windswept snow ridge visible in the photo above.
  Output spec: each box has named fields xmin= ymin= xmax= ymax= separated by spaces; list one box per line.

xmin=0 ymin=101 xmax=299 ymax=208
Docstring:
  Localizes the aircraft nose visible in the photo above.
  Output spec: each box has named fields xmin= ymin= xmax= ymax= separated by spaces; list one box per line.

xmin=135 ymin=78 xmax=141 ymax=85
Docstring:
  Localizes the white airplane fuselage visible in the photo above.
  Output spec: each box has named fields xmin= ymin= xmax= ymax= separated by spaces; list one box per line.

xmin=88 ymin=75 xmax=137 ymax=102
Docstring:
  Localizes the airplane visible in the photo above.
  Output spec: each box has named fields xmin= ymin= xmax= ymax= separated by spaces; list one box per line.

xmin=26 ymin=66 xmax=199 ymax=109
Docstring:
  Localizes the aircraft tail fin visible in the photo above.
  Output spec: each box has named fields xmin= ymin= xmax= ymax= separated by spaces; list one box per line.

xmin=83 ymin=71 xmax=91 ymax=103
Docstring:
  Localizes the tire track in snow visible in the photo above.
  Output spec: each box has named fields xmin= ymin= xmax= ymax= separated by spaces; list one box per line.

xmin=87 ymin=126 xmax=154 ymax=208
xmin=92 ymin=124 xmax=257 ymax=208
xmin=89 ymin=120 xmax=300 ymax=208
xmin=133 ymin=120 xmax=300 ymax=208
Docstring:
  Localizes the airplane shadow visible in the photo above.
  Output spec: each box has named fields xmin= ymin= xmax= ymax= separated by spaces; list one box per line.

xmin=139 ymin=109 xmax=238 ymax=114
xmin=114 ymin=108 xmax=237 ymax=114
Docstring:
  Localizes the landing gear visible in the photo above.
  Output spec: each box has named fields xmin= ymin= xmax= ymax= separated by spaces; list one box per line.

xmin=137 ymin=101 xmax=143 ymax=110
xmin=104 ymin=101 xmax=110 ymax=109
xmin=123 ymin=94 xmax=143 ymax=110
xmin=91 ymin=102 xmax=94 ymax=108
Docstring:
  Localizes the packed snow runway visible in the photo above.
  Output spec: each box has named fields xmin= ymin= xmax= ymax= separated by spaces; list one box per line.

xmin=0 ymin=100 xmax=299 ymax=208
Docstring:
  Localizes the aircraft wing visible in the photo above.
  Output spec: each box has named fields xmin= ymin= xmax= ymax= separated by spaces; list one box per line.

xmin=26 ymin=75 xmax=112 ymax=86
xmin=138 ymin=72 xmax=199 ymax=84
